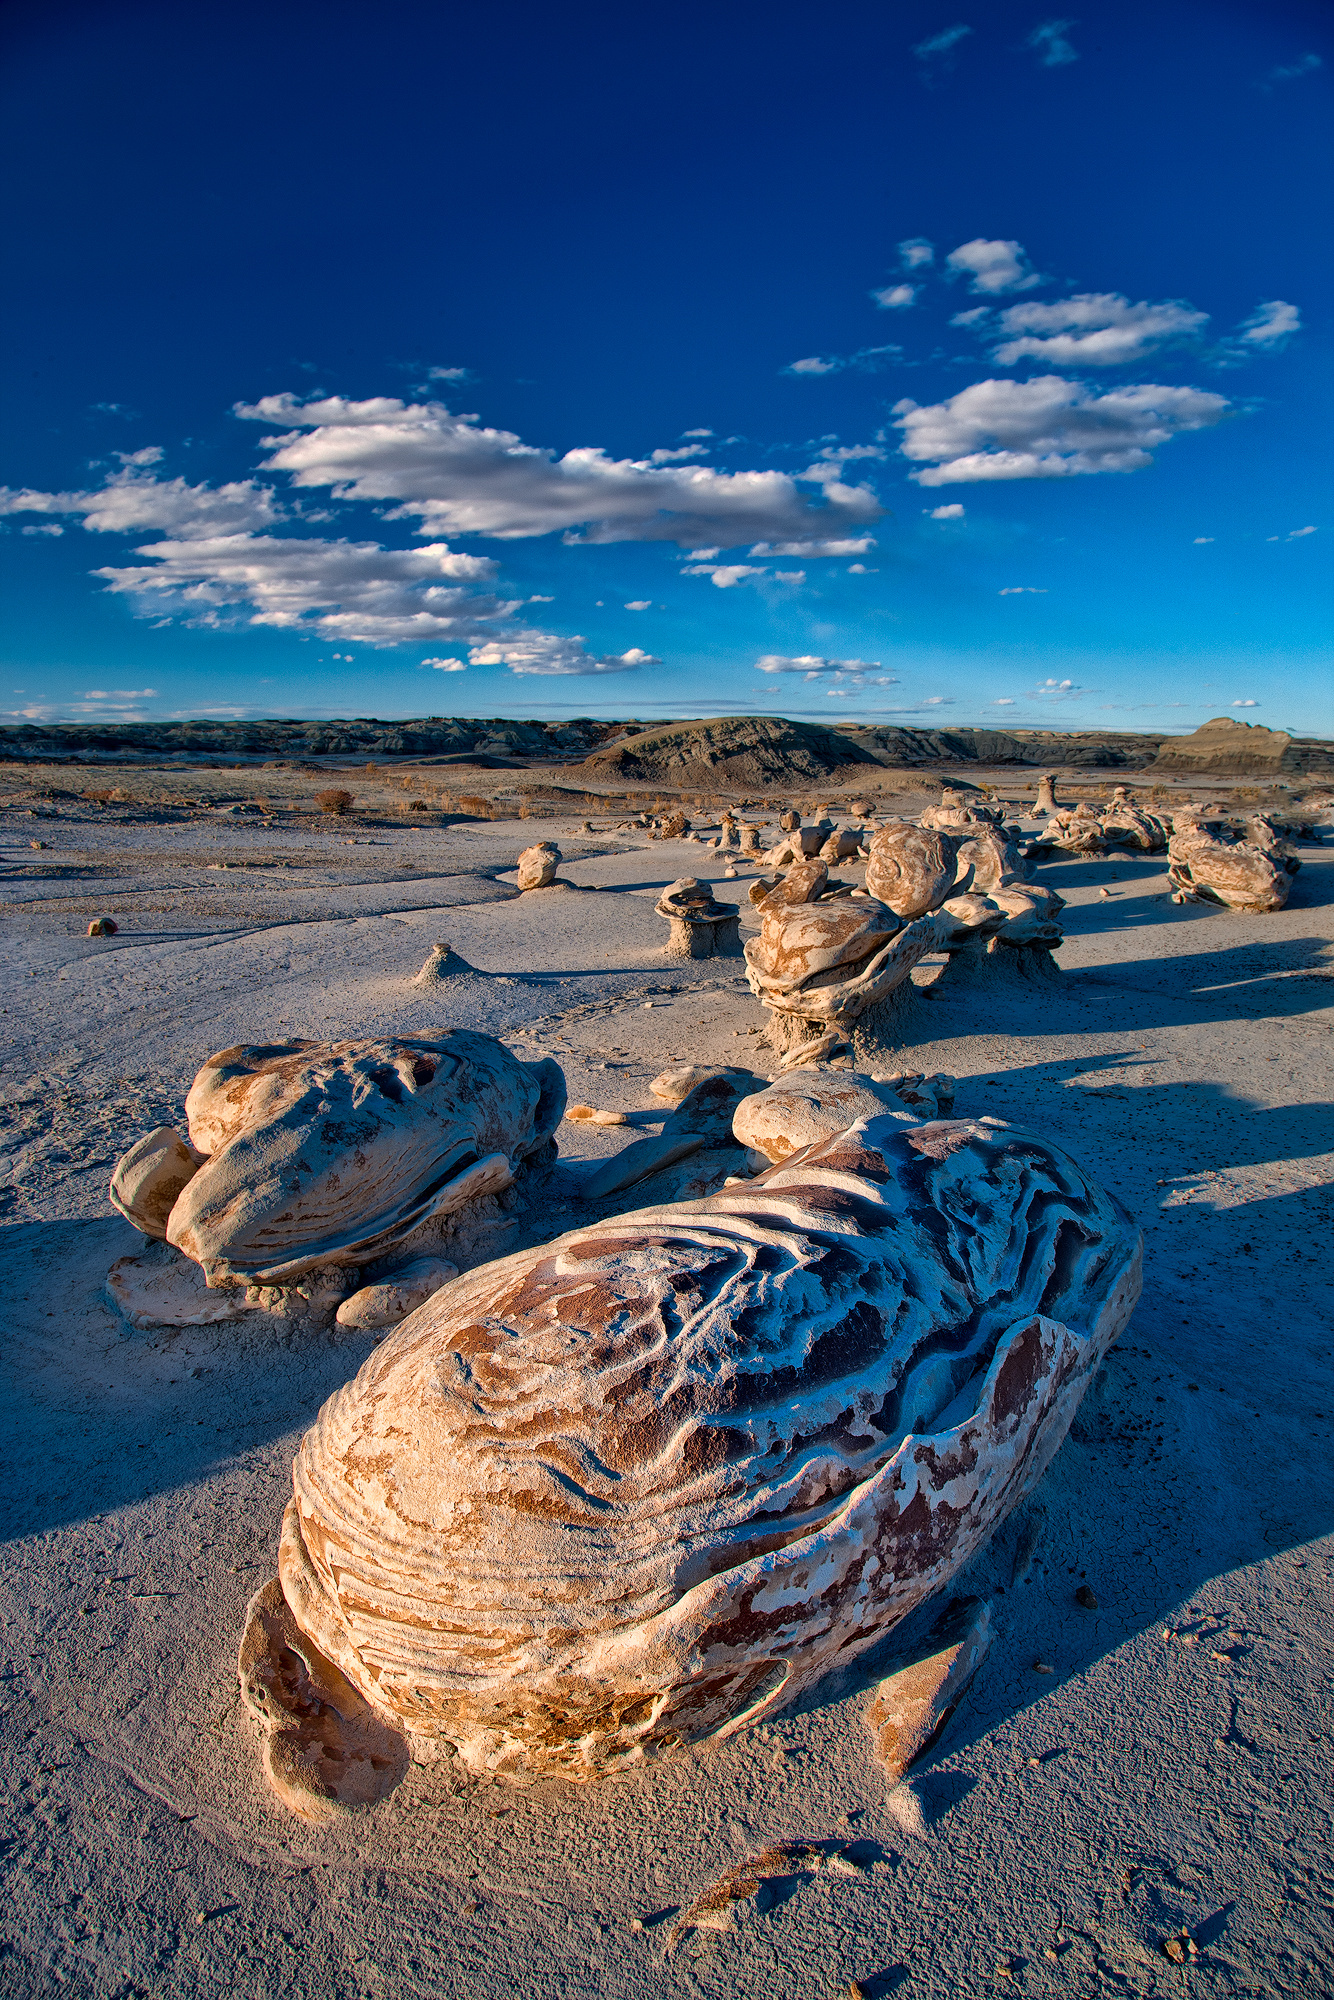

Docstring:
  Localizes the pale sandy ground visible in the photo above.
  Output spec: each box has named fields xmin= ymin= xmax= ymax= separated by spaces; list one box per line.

xmin=1 ymin=778 xmax=1332 ymax=1999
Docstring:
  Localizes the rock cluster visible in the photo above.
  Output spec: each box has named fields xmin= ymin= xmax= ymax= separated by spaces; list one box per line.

xmin=239 ymin=1110 xmax=1141 ymax=1807
xmin=1167 ymin=806 xmax=1297 ymax=911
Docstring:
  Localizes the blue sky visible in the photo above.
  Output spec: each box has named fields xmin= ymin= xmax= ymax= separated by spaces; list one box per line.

xmin=1 ymin=0 xmax=1329 ymax=736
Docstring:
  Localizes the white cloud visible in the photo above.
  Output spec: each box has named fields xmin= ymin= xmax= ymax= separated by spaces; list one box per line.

xmin=1193 ymin=536 xmax=1215 ymax=544
xmin=950 ymin=307 xmax=991 ymax=328
xmin=234 ymin=393 xmax=880 ymax=549
xmin=1268 ymin=525 xmax=1317 ymax=542
xmin=749 ymin=536 xmax=876 ymax=556
xmin=682 ymin=563 xmax=766 ymax=587
xmin=469 ymin=637 xmax=655 ymax=676
xmin=892 ymin=375 xmax=1229 ymax=482
xmin=624 ymin=599 xmax=651 ymax=610
xmin=1231 ymin=698 xmax=1260 ymax=708
xmin=91 ymin=532 xmax=511 ymax=647
xmin=0 ymin=462 xmax=282 ymax=538
xmin=1030 ymin=677 xmax=1080 ymax=697
xmin=21 ymin=522 xmax=64 ymax=536
xmin=999 ymin=586 xmax=1047 ymax=594
xmin=682 ymin=427 xmax=713 ymax=438
xmin=755 ymin=654 xmax=894 ymax=691
xmin=993 ymin=697 xmax=1016 ymax=704
xmin=1236 ymin=300 xmax=1301 ymax=348
xmin=1262 ymin=53 xmax=1321 ymax=89
xmin=847 ymin=562 xmax=869 ymax=573
xmin=945 ymin=239 xmax=1041 ymax=295
xmin=423 ymin=657 xmax=467 ymax=671
xmin=913 ymin=24 xmax=972 ymax=66
xmin=873 ymin=284 xmax=917 ymax=310
xmin=927 ymin=502 xmax=965 ymax=519
xmin=899 ymin=237 xmax=935 ymax=269
xmin=1027 ymin=19 xmax=1078 ymax=66
xmin=687 ymin=546 xmax=720 ymax=560
xmin=424 ymin=366 xmax=471 ymax=382
xmin=649 ymin=443 xmax=708 ymax=462
xmin=784 ymin=346 xmax=900 ymax=377
xmin=774 ymin=569 xmax=806 ymax=583
xmin=83 ymin=687 xmax=158 ymax=699
xmin=989 ymin=293 xmax=1209 ymax=367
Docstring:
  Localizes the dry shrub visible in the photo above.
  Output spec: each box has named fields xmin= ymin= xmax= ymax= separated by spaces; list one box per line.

xmin=458 ymin=795 xmax=494 ymax=818
xmin=83 ymin=789 xmax=115 ymax=804
xmin=316 ymin=787 xmax=355 ymax=816
xmin=408 ymin=800 xmax=431 ymax=812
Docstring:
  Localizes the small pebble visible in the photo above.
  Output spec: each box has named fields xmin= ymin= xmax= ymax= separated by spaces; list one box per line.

xmin=1075 ymin=1584 xmax=1099 ymax=1610
xmin=1033 ymin=1660 xmax=1054 ymax=1674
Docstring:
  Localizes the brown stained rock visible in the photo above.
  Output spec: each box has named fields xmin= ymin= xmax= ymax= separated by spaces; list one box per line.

xmin=820 ymin=828 xmax=865 ymax=863
xmin=662 ymin=1068 xmax=762 ymax=1145
xmin=86 ymin=916 xmax=118 ymax=936
xmin=244 ymin=1113 xmax=1141 ymax=1799
xmin=660 ymin=811 xmax=692 ymax=839
xmin=334 ymin=1256 xmax=459 ymax=1332
xmin=772 ymin=855 xmax=829 ymax=905
xmin=865 ymin=824 xmax=957 ymax=918
xmin=1167 ymin=811 xmax=1292 ymax=912
xmin=655 ymin=878 xmax=742 ymax=959
xmin=668 ymin=1843 xmax=829 ymax=1948
xmin=516 ymin=841 xmax=561 ymax=890
xmin=777 ymin=1029 xmax=851 ymax=1071
xmin=745 ymin=900 xmax=951 ymax=1046
xmin=165 ymin=1032 xmax=565 ymax=1284
xmin=864 ymin=1597 xmax=991 ymax=1782
xmin=1100 ymin=789 xmax=1168 ymax=853
xmin=239 ymin=1576 xmax=410 ymax=1823
xmin=732 ymin=1069 xmax=953 ymax=1162
xmin=106 ymin=1242 xmax=265 ymax=1330
xmin=779 ymin=808 xmax=801 ymax=832
xmin=109 ymin=1126 xmax=206 ymax=1239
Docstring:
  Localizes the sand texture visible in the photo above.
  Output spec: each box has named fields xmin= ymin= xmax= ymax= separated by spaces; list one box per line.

xmin=1 ymin=764 xmax=1332 ymax=1997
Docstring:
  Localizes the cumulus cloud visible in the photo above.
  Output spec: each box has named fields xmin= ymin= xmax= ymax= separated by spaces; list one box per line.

xmin=234 ymin=393 xmax=881 ymax=549
xmin=1027 ymin=19 xmax=1078 ymax=66
xmin=927 ymin=503 xmax=965 ymax=519
xmin=1030 ymin=677 xmax=1080 ymax=697
xmin=756 ymin=654 xmax=896 ymax=690
xmin=1267 ymin=525 xmax=1317 ymax=541
xmin=624 ymin=599 xmax=651 ymax=609
xmin=649 ymin=443 xmax=708 ymax=462
xmin=999 ymin=586 xmax=1047 ymax=594
xmin=469 ymin=637 xmax=655 ymax=676
xmin=1231 ymin=698 xmax=1259 ymax=708
xmin=1235 ymin=299 xmax=1301 ymax=348
xmin=1193 ymin=536 xmax=1215 ymax=544
xmin=682 ymin=427 xmax=713 ymax=438
xmin=0 ymin=461 xmax=283 ymax=538
xmin=21 ymin=522 xmax=64 ymax=536
xmin=786 ymin=356 xmax=837 ymax=376
xmin=945 ymin=239 xmax=1041 ymax=295
xmin=988 ymin=293 xmax=1209 ymax=367
xmin=1261 ymin=53 xmax=1321 ymax=89
xmin=91 ymin=532 xmax=512 ymax=647
xmin=892 ymin=375 xmax=1229 ymax=482
xmin=682 ymin=563 xmax=767 ymax=587
xmin=899 ymin=237 xmax=935 ymax=269
xmin=873 ymin=284 xmax=917 ymax=310
xmin=749 ymin=536 xmax=876 ymax=557
xmin=774 ymin=569 xmax=805 ymax=583
xmin=423 ymin=657 xmax=467 ymax=671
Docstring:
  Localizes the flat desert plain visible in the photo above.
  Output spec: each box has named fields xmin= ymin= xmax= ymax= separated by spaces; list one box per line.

xmin=1 ymin=764 xmax=1331 ymax=1999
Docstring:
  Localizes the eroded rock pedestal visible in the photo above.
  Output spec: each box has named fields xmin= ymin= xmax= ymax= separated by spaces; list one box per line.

xmin=656 ymin=877 xmax=742 ymax=958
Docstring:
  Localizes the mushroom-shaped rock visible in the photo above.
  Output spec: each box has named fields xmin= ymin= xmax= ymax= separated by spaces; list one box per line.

xmin=779 ymin=808 xmax=801 ymax=832
xmin=239 ymin=1112 xmax=1142 ymax=1804
xmin=516 ymin=842 xmax=561 ymax=890
xmin=655 ymin=878 xmax=742 ymax=959
xmin=865 ymin=824 xmax=957 ymax=919
xmin=1167 ymin=813 xmax=1292 ymax=912
xmin=109 ymin=1126 xmax=207 ymax=1239
xmin=732 ymin=1068 xmax=953 ymax=1163
xmin=164 ymin=1032 xmax=565 ymax=1285
xmin=744 ymin=897 xmax=950 ymax=1050
xmin=1034 ymin=772 xmax=1060 ymax=816
xmin=739 ymin=824 xmax=765 ymax=856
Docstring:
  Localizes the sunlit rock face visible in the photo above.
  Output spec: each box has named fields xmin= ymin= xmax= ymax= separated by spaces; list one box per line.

xmin=242 ymin=1112 xmax=1141 ymax=1802
xmin=163 ymin=1033 xmax=565 ymax=1284
xmin=1167 ymin=809 xmax=1293 ymax=912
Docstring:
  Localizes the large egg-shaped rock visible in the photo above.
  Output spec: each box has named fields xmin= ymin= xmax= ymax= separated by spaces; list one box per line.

xmin=865 ymin=824 xmax=957 ymax=917
xmin=243 ymin=1113 xmax=1141 ymax=1803
xmin=168 ymin=1033 xmax=564 ymax=1284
